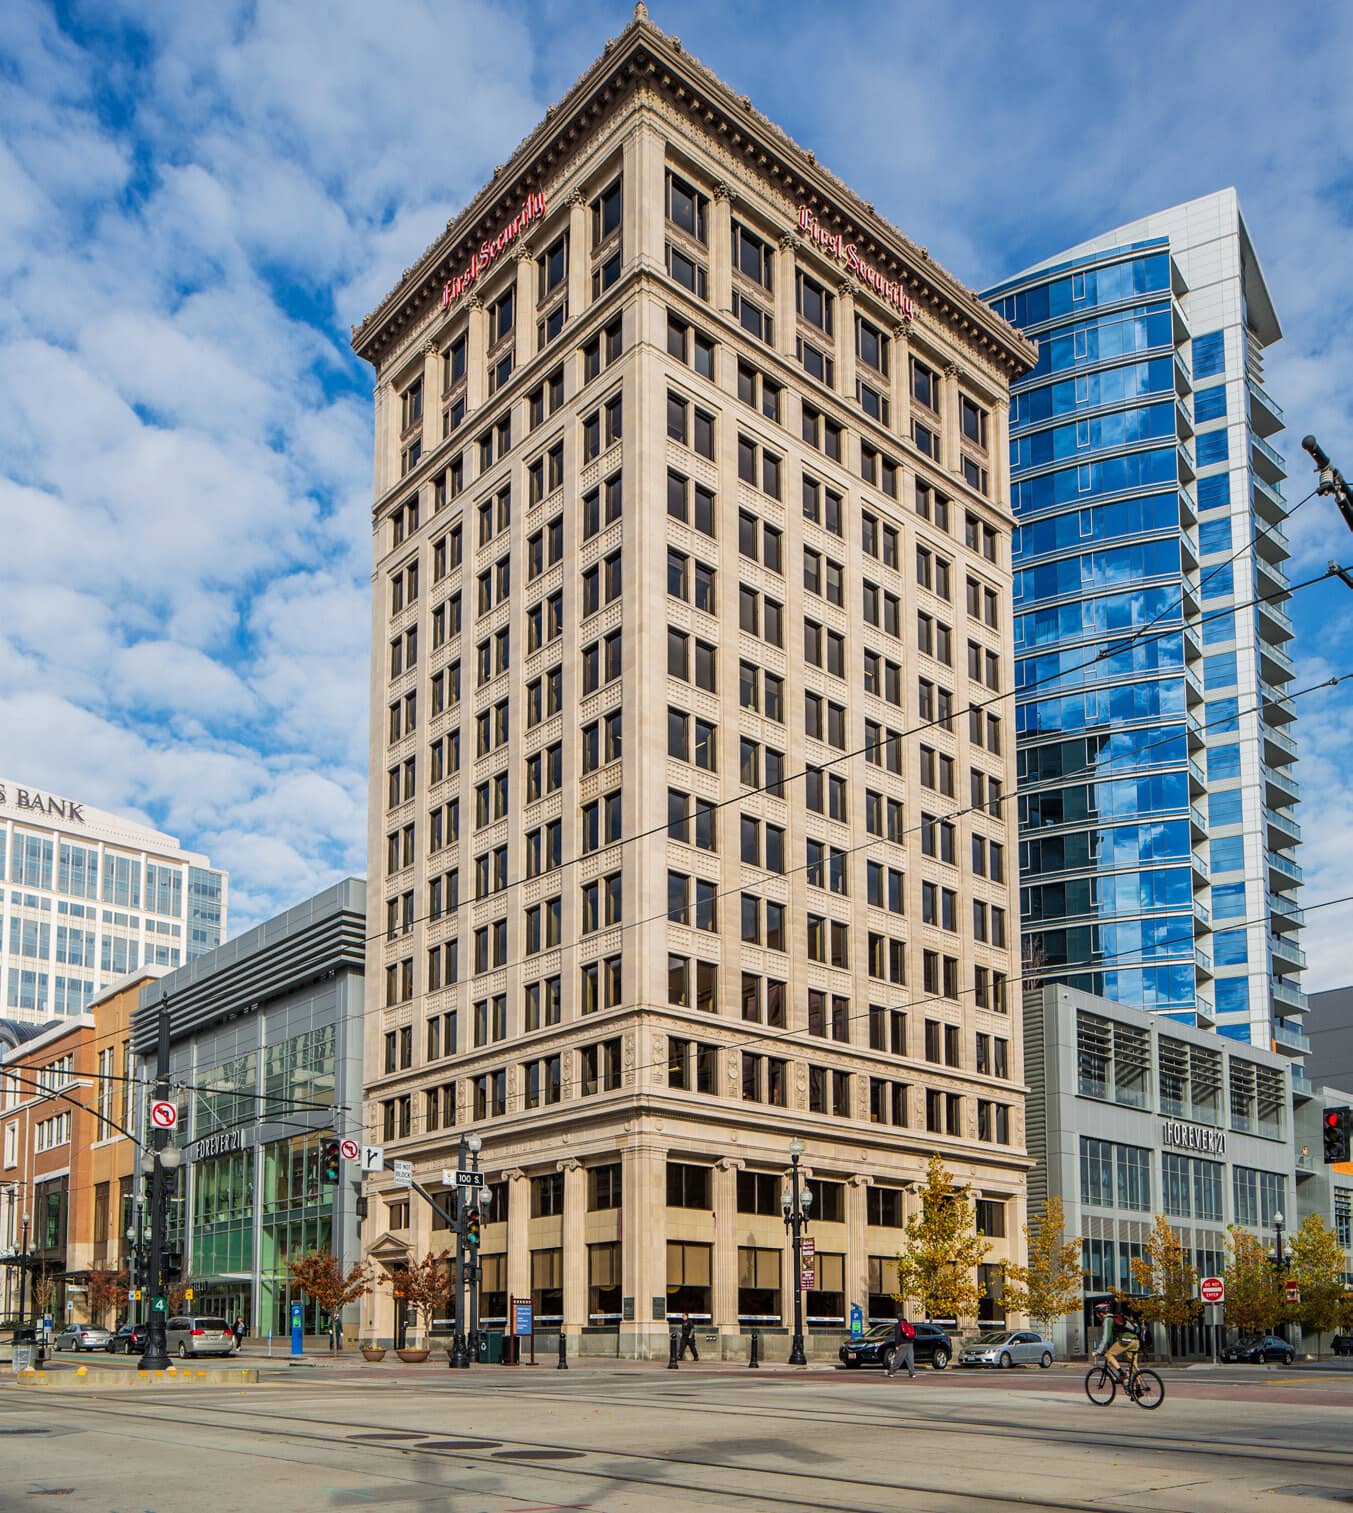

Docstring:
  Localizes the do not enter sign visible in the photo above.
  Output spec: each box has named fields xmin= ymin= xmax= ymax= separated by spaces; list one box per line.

xmin=150 ymin=1100 xmax=178 ymax=1130
xmin=1200 ymin=1276 xmax=1225 ymax=1304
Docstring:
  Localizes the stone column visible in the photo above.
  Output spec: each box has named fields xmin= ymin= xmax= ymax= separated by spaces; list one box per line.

xmin=421 ymin=338 xmax=440 ymax=448
xmin=775 ymin=233 xmax=799 ymax=362
xmin=567 ymin=190 xmax=589 ymax=330
xmin=558 ymin=1156 xmax=585 ymax=1334
xmin=514 ymin=245 xmax=535 ymax=373
xmin=625 ymin=118 xmax=666 ymax=273
xmin=504 ymin=1167 xmax=529 ymax=1308
xmin=942 ymin=361 xmax=963 ymax=476
xmin=712 ymin=1157 xmax=744 ymax=1346
xmin=835 ymin=282 xmax=856 ymax=412
xmin=846 ymin=1174 xmax=871 ymax=1326
xmin=891 ymin=321 xmax=913 ymax=442
xmin=993 ymin=396 xmax=1012 ymax=509
xmin=619 ymin=1136 xmax=667 ymax=1357
xmin=466 ymin=295 xmax=487 ymax=415
xmin=711 ymin=183 xmax=735 ymax=316
xmin=373 ymin=381 xmax=391 ymax=500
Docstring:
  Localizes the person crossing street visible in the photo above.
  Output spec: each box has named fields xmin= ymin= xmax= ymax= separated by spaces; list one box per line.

xmin=886 ymin=1312 xmax=916 ymax=1378
xmin=677 ymin=1313 xmax=699 ymax=1362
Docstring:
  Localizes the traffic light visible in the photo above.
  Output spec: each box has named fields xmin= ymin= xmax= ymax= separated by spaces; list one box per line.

xmin=1324 ymin=1107 xmax=1352 ymax=1164
xmin=466 ymin=1208 xmax=481 ymax=1247
xmin=321 ymin=1138 xmax=341 ymax=1184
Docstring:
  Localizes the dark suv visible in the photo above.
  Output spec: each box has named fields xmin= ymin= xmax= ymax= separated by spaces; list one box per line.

xmin=1329 ymin=1334 xmax=1352 ymax=1357
xmin=1220 ymin=1334 xmax=1295 ymax=1365
xmin=106 ymin=1323 xmax=149 ymax=1355
xmin=838 ymin=1322 xmax=952 ymax=1371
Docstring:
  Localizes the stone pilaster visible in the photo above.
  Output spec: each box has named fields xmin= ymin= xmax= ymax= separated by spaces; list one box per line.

xmin=504 ymin=1167 xmax=529 ymax=1306
xmin=711 ymin=182 xmax=735 ymax=317
xmin=712 ymin=1156 xmax=744 ymax=1339
xmin=558 ymin=1156 xmax=586 ymax=1331
xmin=846 ymin=1173 xmax=871 ymax=1325
xmin=776 ymin=233 xmax=799 ymax=363
xmin=514 ymin=245 xmax=535 ymax=372
xmin=466 ymin=294 xmax=487 ymax=415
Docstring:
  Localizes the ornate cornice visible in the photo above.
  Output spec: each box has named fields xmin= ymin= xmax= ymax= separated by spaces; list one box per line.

xmin=350 ymin=17 xmax=1035 ymax=379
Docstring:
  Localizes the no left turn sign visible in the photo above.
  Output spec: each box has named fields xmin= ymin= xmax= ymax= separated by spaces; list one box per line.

xmin=150 ymin=1100 xmax=178 ymax=1130
xmin=339 ymin=1138 xmax=360 ymax=1162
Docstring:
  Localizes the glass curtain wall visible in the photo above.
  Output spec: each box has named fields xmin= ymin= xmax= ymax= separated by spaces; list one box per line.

xmin=988 ymin=247 xmax=1207 ymax=1020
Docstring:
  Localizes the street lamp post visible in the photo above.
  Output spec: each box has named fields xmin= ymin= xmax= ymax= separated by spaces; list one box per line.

xmin=780 ymin=1137 xmax=813 ymax=1367
xmin=467 ymin=1134 xmax=482 ymax=1362
xmin=1272 ymin=1210 xmax=1288 ymax=1273
xmin=18 ymin=1213 xmax=31 ymax=1330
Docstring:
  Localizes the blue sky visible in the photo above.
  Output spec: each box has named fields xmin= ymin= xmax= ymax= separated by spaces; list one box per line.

xmin=2 ymin=0 xmax=1352 ymax=985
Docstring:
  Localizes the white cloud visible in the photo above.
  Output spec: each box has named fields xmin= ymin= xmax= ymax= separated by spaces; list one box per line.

xmin=2 ymin=0 xmax=1350 ymax=968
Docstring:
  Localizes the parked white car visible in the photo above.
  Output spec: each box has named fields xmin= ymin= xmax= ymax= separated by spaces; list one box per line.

xmin=959 ymin=1330 xmax=1055 ymax=1369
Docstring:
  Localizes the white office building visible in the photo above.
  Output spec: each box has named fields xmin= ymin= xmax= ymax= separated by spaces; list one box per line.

xmin=0 ymin=778 xmax=227 ymax=1022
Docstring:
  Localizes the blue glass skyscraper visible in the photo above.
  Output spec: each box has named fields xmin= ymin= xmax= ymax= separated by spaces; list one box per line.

xmin=983 ymin=189 xmax=1303 ymax=1057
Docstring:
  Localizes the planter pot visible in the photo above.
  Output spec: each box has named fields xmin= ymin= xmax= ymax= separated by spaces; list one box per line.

xmin=395 ymin=1347 xmax=430 ymax=1363
xmin=361 ymin=1346 xmax=387 ymax=1362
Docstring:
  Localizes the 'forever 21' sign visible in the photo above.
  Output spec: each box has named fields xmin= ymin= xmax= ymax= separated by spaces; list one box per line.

xmin=1162 ymin=1120 xmax=1225 ymax=1155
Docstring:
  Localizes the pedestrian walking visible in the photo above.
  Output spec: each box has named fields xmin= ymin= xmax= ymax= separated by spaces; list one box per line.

xmin=886 ymin=1313 xmax=916 ymax=1378
xmin=678 ymin=1312 xmax=699 ymax=1361
xmin=232 ymin=1315 xmax=246 ymax=1352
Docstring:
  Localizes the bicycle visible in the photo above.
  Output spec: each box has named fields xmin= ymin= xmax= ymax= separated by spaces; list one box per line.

xmin=1084 ymin=1352 xmax=1164 ymax=1409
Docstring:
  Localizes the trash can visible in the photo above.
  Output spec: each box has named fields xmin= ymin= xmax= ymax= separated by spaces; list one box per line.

xmin=477 ymin=1330 xmax=504 ymax=1364
xmin=12 ymin=1327 xmax=36 ymax=1375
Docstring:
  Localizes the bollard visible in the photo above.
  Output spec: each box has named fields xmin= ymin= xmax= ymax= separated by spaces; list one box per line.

xmin=556 ymin=1330 xmax=568 ymax=1371
xmin=748 ymin=1330 xmax=760 ymax=1369
xmin=668 ymin=1331 xmax=679 ymax=1370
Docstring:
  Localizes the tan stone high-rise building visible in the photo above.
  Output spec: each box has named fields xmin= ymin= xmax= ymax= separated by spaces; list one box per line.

xmin=352 ymin=10 xmax=1037 ymax=1357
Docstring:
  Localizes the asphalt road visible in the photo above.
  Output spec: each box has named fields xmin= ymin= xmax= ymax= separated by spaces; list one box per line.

xmin=3 ymin=1362 xmax=1352 ymax=1511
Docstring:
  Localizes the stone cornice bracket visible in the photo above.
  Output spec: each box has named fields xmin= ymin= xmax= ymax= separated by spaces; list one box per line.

xmin=713 ymin=181 xmax=737 ymax=203
xmin=422 ymin=339 xmax=437 ymax=356
xmin=778 ymin=231 xmax=801 ymax=253
xmin=892 ymin=320 xmax=911 ymax=338
xmin=715 ymin=1156 xmax=745 ymax=1173
xmin=836 ymin=278 xmax=855 ymax=300
xmin=468 ymin=294 xmax=484 ymax=310
xmin=567 ymin=188 xmax=587 ymax=209
xmin=556 ymin=1156 xmax=582 ymax=1173
xmin=515 ymin=244 xmax=534 ymax=264
xmin=944 ymin=360 xmax=962 ymax=380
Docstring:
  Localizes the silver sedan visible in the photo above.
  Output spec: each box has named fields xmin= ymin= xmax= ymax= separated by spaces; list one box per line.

xmin=52 ymin=1323 xmax=112 ymax=1352
xmin=959 ymin=1330 xmax=1055 ymax=1369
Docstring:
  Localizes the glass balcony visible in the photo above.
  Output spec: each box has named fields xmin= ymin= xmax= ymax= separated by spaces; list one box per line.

xmin=1265 ymin=806 xmax=1302 ymax=848
xmin=1291 ymin=1066 xmax=1313 ymax=1099
xmin=1253 ymin=475 xmax=1286 ymax=524
xmin=1270 ymin=932 xmax=1308 ymax=971
xmin=1263 ymin=722 xmax=1298 ymax=766
xmin=1259 ymin=639 xmax=1296 ymax=685
xmin=1268 ymin=892 xmax=1304 ymax=932
xmin=1250 ymin=431 xmax=1287 ymax=485
xmin=1248 ymin=376 xmax=1285 ymax=437
xmin=1258 ymin=595 xmax=1295 ymax=642
xmin=1296 ymin=1147 xmax=1316 ymax=1174
xmin=1270 ymin=1015 xmax=1310 ymax=1053
xmin=1262 ymin=684 xmax=1297 ymax=723
xmin=1263 ymin=765 xmax=1300 ymax=809
xmin=1272 ymin=977 xmax=1308 ymax=1014
xmin=1268 ymin=850 xmax=1303 ymax=887
xmin=1194 ymin=946 xmax=1214 ymax=979
xmin=1253 ymin=519 xmax=1290 ymax=564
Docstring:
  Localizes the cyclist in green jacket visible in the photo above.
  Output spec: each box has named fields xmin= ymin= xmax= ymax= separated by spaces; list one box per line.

xmin=1094 ymin=1300 xmax=1142 ymax=1381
